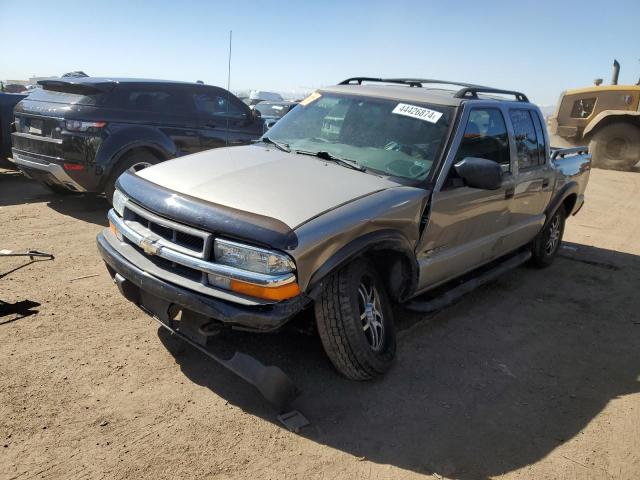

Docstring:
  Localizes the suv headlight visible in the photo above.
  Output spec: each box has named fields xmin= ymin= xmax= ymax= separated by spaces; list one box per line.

xmin=112 ymin=189 xmax=128 ymax=217
xmin=213 ymin=239 xmax=295 ymax=274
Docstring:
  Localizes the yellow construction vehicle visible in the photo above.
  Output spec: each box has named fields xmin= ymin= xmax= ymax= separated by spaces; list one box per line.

xmin=548 ymin=60 xmax=640 ymax=170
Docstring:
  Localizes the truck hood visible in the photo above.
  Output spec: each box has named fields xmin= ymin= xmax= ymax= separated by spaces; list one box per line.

xmin=136 ymin=145 xmax=400 ymax=229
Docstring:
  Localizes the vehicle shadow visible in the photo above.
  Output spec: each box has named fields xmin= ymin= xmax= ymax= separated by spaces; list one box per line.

xmin=159 ymin=241 xmax=640 ymax=479
xmin=0 ymin=299 xmax=41 ymax=325
xmin=0 ymin=169 xmax=109 ymax=226
xmin=46 ymin=194 xmax=109 ymax=227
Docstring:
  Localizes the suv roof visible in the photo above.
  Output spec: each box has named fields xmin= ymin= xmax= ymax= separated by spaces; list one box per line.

xmin=37 ymin=77 xmax=208 ymax=94
xmin=323 ymin=78 xmax=530 ymax=107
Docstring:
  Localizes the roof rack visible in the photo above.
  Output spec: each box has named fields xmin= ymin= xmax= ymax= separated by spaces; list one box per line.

xmin=338 ymin=77 xmax=529 ymax=102
xmin=454 ymin=87 xmax=529 ymax=102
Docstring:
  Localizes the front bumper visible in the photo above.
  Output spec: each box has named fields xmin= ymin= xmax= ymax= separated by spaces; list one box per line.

xmin=12 ymin=148 xmax=87 ymax=192
xmin=97 ymin=231 xmax=311 ymax=331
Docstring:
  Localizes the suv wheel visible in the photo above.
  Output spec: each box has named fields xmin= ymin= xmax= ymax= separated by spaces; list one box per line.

xmin=531 ymin=205 xmax=566 ymax=267
xmin=588 ymin=123 xmax=640 ymax=171
xmin=104 ymin=151 xmax=160 ymax=203
xmin=315 ymin=258 xmax=396 ymax=380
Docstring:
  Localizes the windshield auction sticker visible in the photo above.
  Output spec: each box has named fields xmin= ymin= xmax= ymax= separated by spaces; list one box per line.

xmin=300 ymin=91 xmax=321 ymax=106
xmin=392 ymin=103 xmax=442 ymax=123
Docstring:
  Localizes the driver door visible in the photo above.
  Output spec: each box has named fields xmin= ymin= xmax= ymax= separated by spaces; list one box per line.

xmin=192 ymin=87 xmax=261 ymax=150
xmin=415 ymin=107 xmax=515 ymax=293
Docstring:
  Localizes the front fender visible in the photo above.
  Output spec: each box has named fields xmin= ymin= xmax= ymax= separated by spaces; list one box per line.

xmin=306 ymin=229 xmax=418 ymax=296
xmin=291 ymin=186 xmax=428 ymax=293
xmin=583 ymin=110 xmax=640 ymax=137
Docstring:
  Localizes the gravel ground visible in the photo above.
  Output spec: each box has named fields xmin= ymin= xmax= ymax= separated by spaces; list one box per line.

xmin=0 ymin=167 xmax=638 ymax=480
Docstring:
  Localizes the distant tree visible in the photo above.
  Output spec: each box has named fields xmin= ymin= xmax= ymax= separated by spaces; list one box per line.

xmin=0 ymin=81 xmax=4 ymax=92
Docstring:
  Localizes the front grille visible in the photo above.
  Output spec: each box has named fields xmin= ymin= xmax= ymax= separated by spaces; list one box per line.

xmin=123 ymin=202 xmax=211 ymax=258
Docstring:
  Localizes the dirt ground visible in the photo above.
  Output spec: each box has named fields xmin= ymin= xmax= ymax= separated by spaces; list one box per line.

xmin=1 ymin=167 xmax=639 ymax=480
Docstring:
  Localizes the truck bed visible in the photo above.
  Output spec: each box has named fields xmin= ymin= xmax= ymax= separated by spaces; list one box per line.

xmin=550 ymin=146 xmax=592 ymax=212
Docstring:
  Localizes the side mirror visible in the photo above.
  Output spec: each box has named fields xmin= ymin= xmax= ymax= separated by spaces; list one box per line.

xmin=454 ymin=157 xmax=503 ymax=190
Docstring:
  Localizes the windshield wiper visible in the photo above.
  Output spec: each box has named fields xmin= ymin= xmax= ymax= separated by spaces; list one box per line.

xmin=261 ymin=136 xmax=290 ymax=153
xmin=295 ymin=150 xmax=366 ymax=172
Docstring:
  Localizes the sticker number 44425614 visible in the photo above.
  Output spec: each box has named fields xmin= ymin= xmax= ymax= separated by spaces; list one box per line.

xmin=392 ymin=103 xmax=443 ymax=124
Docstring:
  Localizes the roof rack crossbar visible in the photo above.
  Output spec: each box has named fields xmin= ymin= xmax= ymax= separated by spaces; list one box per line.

xmin=454 ymin=87 xmax=529 ymax=102
xmin=338 ymin=77 xmax=488 ymax=89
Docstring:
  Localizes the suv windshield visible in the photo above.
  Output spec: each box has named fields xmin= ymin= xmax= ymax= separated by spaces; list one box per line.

xmin=264 ymin=92 xmax=453 ymax=180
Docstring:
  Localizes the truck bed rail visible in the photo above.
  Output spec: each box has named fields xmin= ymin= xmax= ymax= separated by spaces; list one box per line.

xmin=550 ymin=146 xmax=589 ymax=160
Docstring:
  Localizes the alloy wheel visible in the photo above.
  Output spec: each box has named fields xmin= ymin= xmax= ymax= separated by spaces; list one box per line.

xmin=358 ymin=277 xmax=385 ymax=352
xmin=545 ymin=214 xmax=561 ymax=255
xmin=128 ymin=161 xmax=153 ymax=174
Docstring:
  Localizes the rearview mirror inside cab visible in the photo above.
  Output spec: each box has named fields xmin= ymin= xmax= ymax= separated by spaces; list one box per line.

xmin=454 ymin=157 xmax=503 ymax=190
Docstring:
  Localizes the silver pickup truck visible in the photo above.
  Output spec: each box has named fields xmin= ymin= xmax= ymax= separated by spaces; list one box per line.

xmin=97 ymin=78 xmax=590 ymax=382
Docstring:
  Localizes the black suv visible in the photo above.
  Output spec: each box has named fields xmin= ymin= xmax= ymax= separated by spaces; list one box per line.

xmin=11 ymin=77 xmax=264 ymax=199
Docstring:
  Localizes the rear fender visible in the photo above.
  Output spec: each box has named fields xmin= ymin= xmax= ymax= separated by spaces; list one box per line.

xmin=546 ymin=182 xmax=579 ymax=223
xmin=95 ymin=125 xmax=175 ymax=177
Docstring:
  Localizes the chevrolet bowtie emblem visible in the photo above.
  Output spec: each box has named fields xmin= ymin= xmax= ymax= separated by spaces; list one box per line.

xmin=140 ymin=238 xmax=161 ymax=256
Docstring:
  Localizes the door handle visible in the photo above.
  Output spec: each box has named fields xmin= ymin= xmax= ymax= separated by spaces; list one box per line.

xmin=505 ymin=187 xmax=515 ymax=199
xmin=542 ymin=178 xmax=550 ymax=188
xmin=205 ymin=123 xmax=217 ymax=128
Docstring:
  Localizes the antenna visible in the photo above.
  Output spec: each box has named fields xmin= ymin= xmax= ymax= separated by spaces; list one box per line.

xmin=226 ymin=30 xmax=232 ymax=145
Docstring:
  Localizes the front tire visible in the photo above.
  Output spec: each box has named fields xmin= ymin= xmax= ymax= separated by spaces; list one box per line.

xmin=315 ymin=258 xmax=396 ymax=380
xmin=588 ymin=123 xmax=640 ymax=171
xmin=531 ymin=205 xmax=566 ymax=268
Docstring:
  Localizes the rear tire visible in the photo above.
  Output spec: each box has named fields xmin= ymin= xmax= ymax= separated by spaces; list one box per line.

xmin=104 ymin=150 xmax=160 ymax=203
xmin=588 ymin=123 xmax=640 ymax=171
xmin=315 ymin=258 xmax=396 ymax=380
xmin=531 ymin=205 xmax=566 ymax=268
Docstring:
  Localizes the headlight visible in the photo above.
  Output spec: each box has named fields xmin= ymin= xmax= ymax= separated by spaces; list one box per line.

xmin=112 ymin=189 xmax=128 ymax=217
xmin=213 ymin=239 xmax=294 ymax=274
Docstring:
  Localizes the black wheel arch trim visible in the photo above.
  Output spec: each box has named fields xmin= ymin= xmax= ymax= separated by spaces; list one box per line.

xmin=95 ymin=126 xmax=177 ymax=183
xmin=306 ymin=229 xmax=418 ymax=301
xmin=545 ymin=181 xmax=578 ymax=225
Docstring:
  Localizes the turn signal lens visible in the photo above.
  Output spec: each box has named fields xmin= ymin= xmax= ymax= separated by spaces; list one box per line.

xmin=109 ymin=221 xmax=122 ymax=241
xmin=229 ymin=279 xmax=300 ymax=301
xmin=63 ymin=162 xmax=85 ymax=171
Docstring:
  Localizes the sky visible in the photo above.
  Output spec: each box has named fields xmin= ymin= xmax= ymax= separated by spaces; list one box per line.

xmin=1 ymin=0 xmax=639 ymax=105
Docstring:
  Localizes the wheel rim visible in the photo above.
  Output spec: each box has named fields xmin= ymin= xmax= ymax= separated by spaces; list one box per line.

xmin=358 ymin=277 xmax=385 ymax=352
xmin=545 ymin=213 xmax=561 ymax=255
xmin=128 ymin=161 xmax=152 ymax=174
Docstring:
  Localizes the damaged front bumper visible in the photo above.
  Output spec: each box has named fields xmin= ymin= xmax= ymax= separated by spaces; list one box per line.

xmin=96 ymin=230 xmax=311 ymax=332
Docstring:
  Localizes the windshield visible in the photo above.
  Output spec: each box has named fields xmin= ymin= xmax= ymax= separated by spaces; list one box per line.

xmin=264 ymin=92 xmax=453 ymax=181
xmin=26 ymin=87 xmax=104 ymax=106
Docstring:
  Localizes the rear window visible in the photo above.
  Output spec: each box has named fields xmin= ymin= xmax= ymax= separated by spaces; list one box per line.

xmin=25 ymin=88 xmax=104 ymax=106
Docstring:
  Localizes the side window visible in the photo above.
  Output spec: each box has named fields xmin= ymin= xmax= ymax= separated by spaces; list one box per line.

xmin=454 ymin=108 xmax=511 ymax=168
xmin=120 ymin=87 xmax=190 ymax=114
xmin=192 ymin=90 xmax=245 ymax=117
xmin=531 ymin=111 xmax=547 ymax=165
xmin=509 ymin=109 xmax=541 ymax=169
